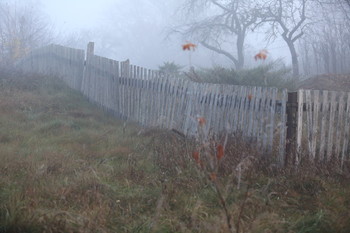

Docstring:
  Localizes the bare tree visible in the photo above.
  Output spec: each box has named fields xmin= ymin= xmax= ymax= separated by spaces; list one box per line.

xmin=316 ymin=0 xmax=350 ymax=20
xmin=175 ymin=0 xmax=263 ymax=70
xmin=339 ymin=0 xmax=350 ymax=19
xmin=0 ymin=2 xmax=52 ymax=65
xmin=260 ymin=0 xmax=310 ymax=80
xmin=298 ymin=0 xmax=350 ymax=75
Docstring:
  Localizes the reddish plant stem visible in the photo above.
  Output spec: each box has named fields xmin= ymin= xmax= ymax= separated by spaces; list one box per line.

xmin=236 ymin=182 xmax=251 ymax=233
xmin=213 ymin=181 xmax=233 ymax=232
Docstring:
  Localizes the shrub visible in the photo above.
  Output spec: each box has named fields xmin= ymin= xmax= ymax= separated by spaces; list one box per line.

xmin=158 ymin=61 xmax=184 ymax=76
xmin=196 ymin=60 xmax=295 ymax=89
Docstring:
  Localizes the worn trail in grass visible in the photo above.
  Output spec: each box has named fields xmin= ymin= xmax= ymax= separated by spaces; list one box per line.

xmin=0 ymin=73 xmax=350 ymax=233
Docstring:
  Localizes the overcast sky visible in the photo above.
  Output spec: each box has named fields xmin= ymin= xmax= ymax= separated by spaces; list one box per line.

xmin=43 ymin=0 xmax=114 ymax=30
xmin=38 ymin=0 xmax=291 ymax=69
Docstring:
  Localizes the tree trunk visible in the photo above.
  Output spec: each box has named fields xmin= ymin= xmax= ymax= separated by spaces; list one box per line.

xmin=236 ymin=33 xmax=245 ymax=70
xmin=330 ymin=42 xmax=337 ymax=73
xmin=300 ymin=39 xmax=310 ymax=75
xmin=321 ymin=44 xmax=330 ymax=74
xmin=312 ymin=43 xmax=319 ymax=74
xmin=286 ymin=39 xmax=300 ymax=80
xmin=200 ymin=38 xmax=245 ymax=70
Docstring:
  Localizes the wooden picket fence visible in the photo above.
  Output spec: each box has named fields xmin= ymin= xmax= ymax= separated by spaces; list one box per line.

xmin=295 ymin=90 xmax=350 ymax=167
xmin=16 ymin=43 xmax=350 ymax=168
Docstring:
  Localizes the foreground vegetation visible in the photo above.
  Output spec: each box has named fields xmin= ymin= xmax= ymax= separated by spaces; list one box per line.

xmin=0 ymin=71 xmax=349 ymax=232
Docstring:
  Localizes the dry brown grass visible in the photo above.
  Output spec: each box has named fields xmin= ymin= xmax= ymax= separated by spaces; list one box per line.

xmin=0 ymin=71 xmax=350 ymax=232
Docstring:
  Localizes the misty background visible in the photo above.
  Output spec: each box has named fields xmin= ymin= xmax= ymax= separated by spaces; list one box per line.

xmin=44 ymin=0 xmax=291 ymax=69
xmin=1 ymin=0 xmax=350 ymax=80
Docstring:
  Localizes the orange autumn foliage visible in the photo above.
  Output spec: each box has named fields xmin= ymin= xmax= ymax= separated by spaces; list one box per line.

xmin=254 ymin=50 xmax=268 ymax=61
xmin=247 ymin=94 xmax=253 ymax=101
xmin=216 ymin=144 xmax=224 ymax=160
xmin=192 ymin=151 xmax=200 ymax=164
xmin=182 ymin=43 xmax=197 ymax=51
xmin=210 ymin=172 xmax=217 ymax=181
xmin=197 ymin=117 xmax=206 ymax=127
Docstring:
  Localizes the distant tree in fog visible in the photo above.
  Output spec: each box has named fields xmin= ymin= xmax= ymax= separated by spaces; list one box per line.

xmin=158 ymin=61 xmax=183 ymax=76
xmin=175 ymin=0 xmax=264 ymax=70
xmin=342 ymin=0 xmax=350 ymax=18
xmin=298 ymin=0 xmax=350 ymax=75
xmin=0 ymin=2 xmax=52 ymax=65
xmin=175 ymin=0 xmax=311 ymax=80
xmin=259 ymin=0 xmax=310 ymax=80
xmin=316 ymin=0 xmax=350 ymax=20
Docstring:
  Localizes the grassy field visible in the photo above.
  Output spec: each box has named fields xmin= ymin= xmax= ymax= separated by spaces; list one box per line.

xmin=0 ymin=72 xmax=350 ymax=233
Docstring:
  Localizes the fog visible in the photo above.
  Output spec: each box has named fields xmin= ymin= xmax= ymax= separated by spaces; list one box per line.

xmin=43 ymin=0 xmax=290 ymax=69
xmin=44 ymin=0 xmax=114 ymax=30
xmin=1 ymin=0 xmax=350 ymax=76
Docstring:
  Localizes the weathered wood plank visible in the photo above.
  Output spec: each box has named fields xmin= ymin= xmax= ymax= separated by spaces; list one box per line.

xmin=268 ymin=88 xmax=277 ymax=154
xmin=183 ymin=81 xmax=195 ymax=136
xmin=311 ymin=90 xmax=320 ymax=161
xmin=341 ymin=93 xmax=350 ymax=168
xmin=211 ymin=84 xmax=220 ymax=134
xmin=335 ymin=92 xmax=345 ymax=158
xmin=279 ymin=89 xmax=288 ymax=166
xmin=170 ymin=79 xmax=180 ymax=129
xmin=252 ymin=87 xmax=262 ymax=142
xmin=296 ymin=90 xmax=304 ymax=164
xmin=305 ymin=90 xmax=313 ymax=158
xmin=326 ymin=92 xmax=337 ymax=160
xmin=235 ymin=86 xmax=245 ymax=133
xmin=318 ymin=91 xmax=328 ymax=161
xmin=154 ymin=76 xmax=162 ymax=127
xmin=225 ymin=85 xmax=236 ymax=133
xmin=141 ymin=72 xmax=148 ymax=126
xmin=177 ymin=79 xmax=188 ymax=132
xmin=220 ymin=85 xmax=231 ymax=134
xmin=262 ymin=88 xmax=271 ymax=151
xmin=148 ymin=75 xmax=155 ymax=126
xmin=258 ymin=89 xmax=266 ymax=149
xmin=247 ymin=87 xmax=256 ymax=138
xmin=257 ymin=88 xmax=268 ymax=150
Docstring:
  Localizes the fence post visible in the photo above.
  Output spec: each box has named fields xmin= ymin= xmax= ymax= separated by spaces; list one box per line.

xmin=286 ymin=92 xmax=298 ymax=167
xmin=81 ymin=42 xmax=95 ymax=95
xmin=87 ymin=42 xmax=95 ymax=57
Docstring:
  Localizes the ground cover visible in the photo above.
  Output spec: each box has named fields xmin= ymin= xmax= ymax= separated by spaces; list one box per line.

xmin=0 ymin=72 xmax=349 ymax=232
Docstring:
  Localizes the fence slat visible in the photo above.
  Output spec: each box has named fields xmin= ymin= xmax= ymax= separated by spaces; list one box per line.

xmin=319 ymin=91 xmax=328 ymax=161
xmin=279 ymin=89 xmax=288 ymax=166
xmin=262 ymin=88 xmax=271 ymax=151
xmin=341 ymin=93 xmax=350 ymax=167
xmin=335 ymin=92 xmax=345 ymax=157
xmin=252 ymin=87 xmax=262 ymax=142
xmin=268 ymin=88 xmax=277 ymax=154
xmin=326 ymin=92 xmax=337 ymax=160
xmin=311 ymin=90 xmax=320 ymax=161
xmin=305 ymin=90 xmax=313 ymax=159
xmin=296 ymin=90 xmax=304 ymax=164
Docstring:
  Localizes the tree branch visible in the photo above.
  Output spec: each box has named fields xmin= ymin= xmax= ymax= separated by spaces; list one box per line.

xmin=289 ymin=0 xmax=307 ymax=39
xmin=200 ymin=41 xmax=238 ymax=65
xmin=211 ymin=0 xmax=230 ymax=12
xmin=292 ymin=31 xmax=304 ymax=42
